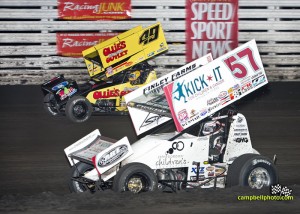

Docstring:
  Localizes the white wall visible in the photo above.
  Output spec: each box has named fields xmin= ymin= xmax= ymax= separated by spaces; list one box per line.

xmin=0 ymin=0 xmax=299 ymax=84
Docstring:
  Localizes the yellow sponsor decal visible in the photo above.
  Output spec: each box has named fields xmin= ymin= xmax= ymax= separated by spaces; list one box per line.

xmin=83 ymin=22 xmax=168 ymax=78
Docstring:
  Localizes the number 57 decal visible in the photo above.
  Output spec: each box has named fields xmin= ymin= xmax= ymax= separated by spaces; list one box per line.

xmin=223 ymin=47 xmax=261 ymax=79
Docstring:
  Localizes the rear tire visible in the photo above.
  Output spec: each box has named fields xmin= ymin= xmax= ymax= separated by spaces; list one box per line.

xmin=65 ymin=96 xmax=92 ymax=123
xmin=227 ymin=153 xmax=278 ymax=189
xmin=43 ymin=93 xmax=59 ymax=116
xmin=69 ymin=162 xmax=96 ymax=193
xmin=113 ymin=163 xmax=158 ymax=193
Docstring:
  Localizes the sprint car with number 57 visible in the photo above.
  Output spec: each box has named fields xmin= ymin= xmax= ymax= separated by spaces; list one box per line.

xmin=64 ymin=40 xmax=278 ymax=193
xmin=41 ymin=23 xmax=168 ymax=122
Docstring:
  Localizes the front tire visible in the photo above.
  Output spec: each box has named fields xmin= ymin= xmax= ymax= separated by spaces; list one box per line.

xmin=113 ymin=163 xmax=158 ymax=193
xmin=227 ymin=154 xmax=278 ymax=189
xmin=65 ymin=96 xmax=92 ymax=123
xmin=69 ymin=162 xmax=96 ymax=193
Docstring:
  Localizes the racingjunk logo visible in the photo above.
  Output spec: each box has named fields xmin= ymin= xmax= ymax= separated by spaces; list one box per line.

xmin=58 ymin=0 xmax=131 ymax=20
xmin=56 ymin=33 xmax=117 ymax=57
xmin=62 ymin=2 xmax=127 ymax=15
xmin=62 ymin=38 xmax=98 ymax=48
xmin=98 ymin=145 xmax=128 ymax=167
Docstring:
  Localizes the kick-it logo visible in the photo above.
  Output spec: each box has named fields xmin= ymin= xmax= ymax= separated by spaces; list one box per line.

xmin=172 ymin=75 xmax=208 ymax=103
xmin=172 ymin=66 xmax=223 ymax=103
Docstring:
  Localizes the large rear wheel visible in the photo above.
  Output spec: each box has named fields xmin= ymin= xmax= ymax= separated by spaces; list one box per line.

xmin=43 ymin=93 xmax=59 ymax=116
xmin=113 ymin=163 xmax=158 ymax=193
xmin=65 ymin=96 xmax=92 ymax=123
xmin=227 ymin=154 xmax=278 ymax=189
xmin=69 ymin=162 xmax=96 ymax=193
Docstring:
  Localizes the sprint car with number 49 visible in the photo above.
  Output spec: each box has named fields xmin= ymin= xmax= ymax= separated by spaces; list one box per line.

xmin=64 ymin=40 xmax=278 ymax=193
xmin=41 ymin=23 xmax=168 ymax=122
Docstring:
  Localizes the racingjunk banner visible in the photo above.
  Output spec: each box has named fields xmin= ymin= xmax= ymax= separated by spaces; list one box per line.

xmin=58 ymin=0 xmax=131 ymax=20
xmin=125 ymin=54 xmax=213 ymax=136
xmin=164 ymin=40 xmax=268 ymax=132
xmin=186 ymin=0 xmax=238 ymax=61
xmin=56 ymin=32 xmax=118 ymax=57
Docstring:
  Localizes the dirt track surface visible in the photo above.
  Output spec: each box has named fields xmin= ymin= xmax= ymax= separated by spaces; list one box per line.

xmin=0 ymin=83 xmax=299 ymax=213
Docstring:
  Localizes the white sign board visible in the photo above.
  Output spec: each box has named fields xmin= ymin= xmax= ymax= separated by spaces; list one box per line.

xmin=163 ymin=40 xmax=268 ymax=132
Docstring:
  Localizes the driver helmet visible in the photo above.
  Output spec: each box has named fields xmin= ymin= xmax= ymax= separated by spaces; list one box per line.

xmin=202 ymin=120 xmax=221 ymax=135
xmin=128 ymin=70 xmax=141 ymax=81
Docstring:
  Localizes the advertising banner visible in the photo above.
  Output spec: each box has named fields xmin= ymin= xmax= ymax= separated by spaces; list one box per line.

xmin=186 ymin=0 xmax=238 ymax=61
xmin=164 ymin=40 xmax=268 ymax=132
xmin=125 ymin=53 xmax=213 ymax=135
xmin=58 ymin=0 xmax=131 ymax=20
xmin=56 ymin=32 xmax=118 ymax=57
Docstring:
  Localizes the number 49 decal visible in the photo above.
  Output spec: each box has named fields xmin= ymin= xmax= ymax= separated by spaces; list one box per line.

xmin=139 ymin=24 xmax=159 ymax=45
xmin=223 ymin=47 xmax=260 ymax=79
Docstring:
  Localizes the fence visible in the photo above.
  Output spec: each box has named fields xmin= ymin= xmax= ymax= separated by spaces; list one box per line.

xmin=0 ymin=0 xmax=299 ymax=84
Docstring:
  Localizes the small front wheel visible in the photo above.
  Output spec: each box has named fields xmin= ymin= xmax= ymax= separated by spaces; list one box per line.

xmin=227 ymin=154 xmax=278 ymax=189
xmin=113 ymin=163 xmax=158 ymax=193
xmin=65 ymin=96 xmax=92 ymax=123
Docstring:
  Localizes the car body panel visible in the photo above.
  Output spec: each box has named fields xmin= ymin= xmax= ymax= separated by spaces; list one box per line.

xmin=83 ymin=22 xmax=168 ymax=78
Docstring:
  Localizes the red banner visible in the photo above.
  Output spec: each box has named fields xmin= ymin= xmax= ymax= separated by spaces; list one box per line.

xmin=186 ymin=0 xmax=238 ymax=62
xmin=57 ymin=0 xmax=131 ymax=20
xmin=56 ymin=32 xmax=118 ymax=57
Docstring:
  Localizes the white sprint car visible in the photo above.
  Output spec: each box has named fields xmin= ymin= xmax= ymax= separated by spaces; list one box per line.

xmin=64 ymin=40 xmax=278 ymax=193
